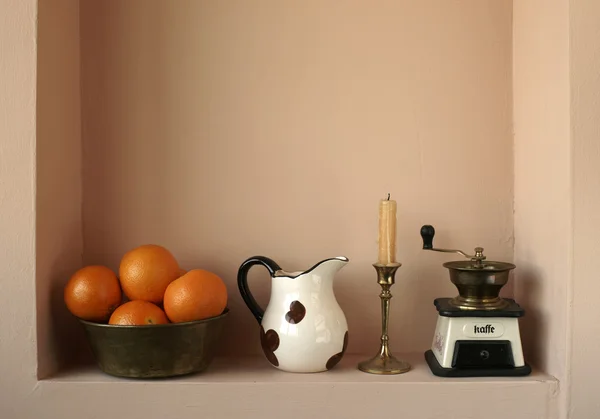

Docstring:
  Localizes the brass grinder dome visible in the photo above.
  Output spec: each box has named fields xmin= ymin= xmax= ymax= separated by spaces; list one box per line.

xmin=443 ymin=252 xmax=515 ymax=310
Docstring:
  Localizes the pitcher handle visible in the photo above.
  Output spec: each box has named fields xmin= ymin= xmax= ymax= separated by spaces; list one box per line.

xmin=237 ymin=256 xmax=282 ymax=324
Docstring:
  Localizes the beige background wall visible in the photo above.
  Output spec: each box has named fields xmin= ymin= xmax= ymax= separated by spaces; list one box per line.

xmin=80 ymin=0 xmax=514 ymax=356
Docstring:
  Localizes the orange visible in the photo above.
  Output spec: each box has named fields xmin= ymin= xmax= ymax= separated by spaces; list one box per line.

xmin=108 ymin=300 xmax=169 ymax=325
xmin=163 ymin=269 xmax=228 ymax=323
xmin=118 ymin=244 xmax=180 ymax=304
xmin=64 ymin=265 xmax=122 ymax=322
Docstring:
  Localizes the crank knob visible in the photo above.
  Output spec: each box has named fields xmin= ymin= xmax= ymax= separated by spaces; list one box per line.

xmin=420 ymin=225 xmax=435 ymax=249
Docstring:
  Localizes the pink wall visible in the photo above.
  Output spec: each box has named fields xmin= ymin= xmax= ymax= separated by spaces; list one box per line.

xmin=36 ymin=0 xmax=83 ymax=378
xmin=570 ymin=0 xmax=600 ymax=416
xmin=2 ymin=0 xmax=600 ymax=417
xmin=79 ymin=0 xmax=514 ymax=357
xmin=0 ymin=0 xmax=40 ymax=413
xmin=513 ymin=1 xmax=571 ymax=414
xmin=514 ymin=0 xmax=600 ymax=417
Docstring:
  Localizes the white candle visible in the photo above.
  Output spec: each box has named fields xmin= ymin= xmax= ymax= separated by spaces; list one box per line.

xmin=378 ymin=195 xmax=397 ymax=265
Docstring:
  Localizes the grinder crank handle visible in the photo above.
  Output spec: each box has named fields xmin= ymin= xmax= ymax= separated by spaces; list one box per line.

xmin=420 ymin=224 xmax=478 ymax=260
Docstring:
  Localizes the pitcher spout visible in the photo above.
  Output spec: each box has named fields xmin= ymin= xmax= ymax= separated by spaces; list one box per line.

xmin=307 ymin=256 xmax=349 ymax=278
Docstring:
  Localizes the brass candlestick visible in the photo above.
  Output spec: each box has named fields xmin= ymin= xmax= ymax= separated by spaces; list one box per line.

xmin=358 ymin=262 xmax=411 ymax=375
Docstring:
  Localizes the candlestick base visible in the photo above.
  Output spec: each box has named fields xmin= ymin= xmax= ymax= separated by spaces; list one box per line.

xmin=357 ymin=262 xmax=411 ymax=375
xmin=358 ymin=352 xmax=411 ymax=375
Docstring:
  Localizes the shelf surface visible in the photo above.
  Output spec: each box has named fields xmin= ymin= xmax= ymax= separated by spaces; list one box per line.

xmin=49 ymin=352 xmax=551 ymax=384
xmin=28 ymin=353 xmax=559 ymax=419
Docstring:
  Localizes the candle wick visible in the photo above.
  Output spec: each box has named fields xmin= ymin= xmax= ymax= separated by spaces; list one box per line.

xmin=387 ymin=193 xmax=390 ymax=201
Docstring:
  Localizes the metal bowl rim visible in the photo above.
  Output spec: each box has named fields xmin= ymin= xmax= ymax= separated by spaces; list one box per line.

xmin=443 ymin=260 xmax=516 ymax=272
xmin=77 ymin=307 xmax=229 ymax=329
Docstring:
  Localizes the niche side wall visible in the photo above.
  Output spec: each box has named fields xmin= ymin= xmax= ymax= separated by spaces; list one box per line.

xmin=36 ymin=0 xmax=84 ymax=378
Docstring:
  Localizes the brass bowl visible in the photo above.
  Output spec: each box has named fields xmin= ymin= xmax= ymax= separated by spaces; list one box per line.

xmin=443 ymin=261 xmax=516 ymax=310
xmin=79 ymin=308 xmax=229 ymax=378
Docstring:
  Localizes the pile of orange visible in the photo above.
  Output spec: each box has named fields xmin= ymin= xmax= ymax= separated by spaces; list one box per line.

xmin=63 ymin=244 xmax=228 ymax=326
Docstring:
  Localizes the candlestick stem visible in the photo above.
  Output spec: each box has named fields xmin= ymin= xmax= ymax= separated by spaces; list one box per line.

xmin=380 ymin=284 xmax=391 ymax=353
xmin=358 ymin=263 xmax=411 ymax=375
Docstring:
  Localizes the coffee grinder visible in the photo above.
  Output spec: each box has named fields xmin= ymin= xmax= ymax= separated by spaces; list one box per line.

xmin=420 ymin=224 xmax=531 ymax=377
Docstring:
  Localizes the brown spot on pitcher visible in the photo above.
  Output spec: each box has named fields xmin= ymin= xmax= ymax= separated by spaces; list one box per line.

xmin=260 ymin=326 xmax=280 ymax=367
xmin=285 ymin=300 xmax=306 ymax=324
xmin=326 ymin=331 xmax=349 ymax=370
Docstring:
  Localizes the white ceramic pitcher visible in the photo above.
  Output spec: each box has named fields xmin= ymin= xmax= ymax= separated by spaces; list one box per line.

xmin=237 ymin=256 xmax=349 ymax=373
